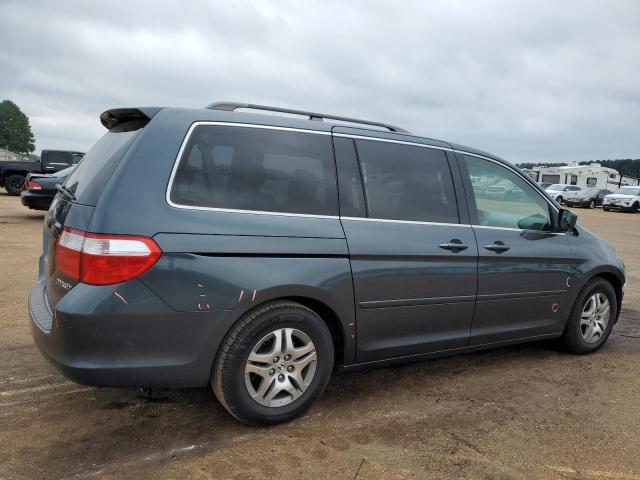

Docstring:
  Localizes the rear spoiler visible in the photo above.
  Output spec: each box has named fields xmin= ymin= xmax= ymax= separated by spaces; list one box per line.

xmin=99 ymin=107 xmax=163 ymax=130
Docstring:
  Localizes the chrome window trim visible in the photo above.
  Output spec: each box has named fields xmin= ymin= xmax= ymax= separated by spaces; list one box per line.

xmin=333 ymin=133 xmax=452 ymax=152
xmin=165 ymin=122 xmax=560 ymax=228
xmin=165 ymin=121 xmax=334 ymax=217
xmin=471 ymin=224 xmax=565 ymax=235
xmin=341 ymin=216 xmax=470 ymax=228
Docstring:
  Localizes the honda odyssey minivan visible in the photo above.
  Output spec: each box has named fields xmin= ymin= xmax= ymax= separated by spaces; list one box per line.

xmin=29 ymin=102 xmax=625 ymax=425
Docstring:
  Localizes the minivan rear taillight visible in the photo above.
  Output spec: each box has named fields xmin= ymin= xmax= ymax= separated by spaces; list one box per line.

xmin=26 ymin=181 xmax=42 ymax=191
xmin=54 ymin=227 xmax=161 ymax=285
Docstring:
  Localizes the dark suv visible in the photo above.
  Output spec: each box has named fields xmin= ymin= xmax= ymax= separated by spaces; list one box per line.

xmin=29 ymin=103 xmax=625 ymax=425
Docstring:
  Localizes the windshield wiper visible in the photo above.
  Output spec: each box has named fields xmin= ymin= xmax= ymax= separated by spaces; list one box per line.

xmin=56 ymin=184 xmax=77 ymax=201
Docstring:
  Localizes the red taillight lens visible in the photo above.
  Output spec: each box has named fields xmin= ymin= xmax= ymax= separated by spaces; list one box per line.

xmin=26 ymin=181 xmax=42 ymax=191
xmin=55 ymin=228 xmax=84 ymax=280
xmin=54 ymin=228 xmax=161 ymax=285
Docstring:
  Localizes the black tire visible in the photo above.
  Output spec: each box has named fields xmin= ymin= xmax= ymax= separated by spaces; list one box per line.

xmin=212 ymin=301 xmax=334 ymax=426
xmin=603 ymin=207 xmax=610 ymax=211
xmin=5 ymin=174 xmax=25 ymax=196
xmin=556 ymin=196 xmax=563 ymax=204
xmin=632 ymin=202 xmax=640 ymax=213
xmin=562 ymin=278 xmax=617 ymax=354
xmin=589 ymin=200 xmax=595 ymax=209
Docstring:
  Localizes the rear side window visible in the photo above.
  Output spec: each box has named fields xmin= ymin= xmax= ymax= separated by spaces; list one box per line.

xmin=64 ymin=120 xmax=144 ymax=206
xmin=355 ymin=140 xmax=459 ymax=223
xmin=169 ymin=125 xmax=338 ymax=216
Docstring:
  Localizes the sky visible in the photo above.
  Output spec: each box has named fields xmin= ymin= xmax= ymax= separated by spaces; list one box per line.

xmin=1 ymin=0 xmax=639 ymax=163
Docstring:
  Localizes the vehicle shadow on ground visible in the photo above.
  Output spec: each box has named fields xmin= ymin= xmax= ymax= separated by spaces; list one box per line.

xmin=30 ymin=340 xmax=567 ymax=478
xmin=0 ymin=213 xmax=45 ymax=223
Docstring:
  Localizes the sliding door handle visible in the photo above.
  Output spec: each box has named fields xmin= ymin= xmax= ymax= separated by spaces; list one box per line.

xmin=438 ymin=240 xmax=469 ymax=252
xmin=484 ymin=241 xmax=510 ymax=253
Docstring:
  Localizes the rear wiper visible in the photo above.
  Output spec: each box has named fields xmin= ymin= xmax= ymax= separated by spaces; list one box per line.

xmin=56 ymin=184 xmax=77 ymax=201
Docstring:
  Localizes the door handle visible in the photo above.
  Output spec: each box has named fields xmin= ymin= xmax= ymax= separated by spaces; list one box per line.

xmin=484 ymin=241 xmax=510 ymax=253
xmin=438 ymin=240 xmax=469 ymax=253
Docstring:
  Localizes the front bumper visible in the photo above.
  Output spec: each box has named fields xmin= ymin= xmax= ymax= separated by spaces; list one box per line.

xmin=565 ymin=199 xmax=591 ymax=207
xmin=28 ymin=279 xmax=239 ymax=388
xmin=603 ymin=202 xmax=633 ymax=210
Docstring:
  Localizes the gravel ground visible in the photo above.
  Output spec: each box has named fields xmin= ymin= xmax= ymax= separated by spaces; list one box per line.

xmin=1 ymin=192 xmax=639 ymax=480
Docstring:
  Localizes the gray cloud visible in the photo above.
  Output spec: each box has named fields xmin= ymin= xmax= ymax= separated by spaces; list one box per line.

xmin=1 ymin=0 xmax=639 ymax=162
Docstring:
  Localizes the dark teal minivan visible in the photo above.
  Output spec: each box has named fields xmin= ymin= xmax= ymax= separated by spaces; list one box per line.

xmin=29 ymin=102 xmax=625 ymax=425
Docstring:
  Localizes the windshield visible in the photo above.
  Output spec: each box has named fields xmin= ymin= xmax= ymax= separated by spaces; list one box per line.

xmin=613 ymin=187 xmax=640 ymax=196
xmin=581 ymin=188 xmax=599 ymax=195
xmin=547 ymin=184 xmax=564 ymax=190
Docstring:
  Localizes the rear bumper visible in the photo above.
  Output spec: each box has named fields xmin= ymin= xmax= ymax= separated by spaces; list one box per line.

xmin=29 ymin=279 xmax=239 ymax=388
xmin=21 ymin=191 xmax=54 ymax=210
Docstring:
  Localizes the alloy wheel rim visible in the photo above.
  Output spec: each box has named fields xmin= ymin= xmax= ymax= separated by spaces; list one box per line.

xmin=9 ymin=179 xmax=22 ymax=192
xmin=580 ymin=292 xmax=610 ymax=344
xmin=244 ymin=327 xmax=317 ymax=407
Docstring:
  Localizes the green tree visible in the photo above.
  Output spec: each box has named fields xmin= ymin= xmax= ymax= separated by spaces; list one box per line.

xmin=0 ymin=100 xmax=36 ymax=155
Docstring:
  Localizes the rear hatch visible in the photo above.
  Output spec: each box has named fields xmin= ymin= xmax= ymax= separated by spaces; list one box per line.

xmin=43 ymin=109 xmax=158 ymax=307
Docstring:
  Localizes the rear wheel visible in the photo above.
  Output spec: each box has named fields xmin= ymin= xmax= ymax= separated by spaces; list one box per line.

xmin=562 ymin=278 xmax=616 ymax=354
xmin=603 ymin=206 xmax=610 ymax=211
xmin=556 ymin=195 xmax=563 ymax=204
xmin=589 ymin=200 xmax=595 ymax=209
xmin=4 ymin=174 xmax=25 ymax=195
xmin=212 ymin=301 xmax=334 ymax=425
xmin=632 ymin=202 xmax=639 ymax=213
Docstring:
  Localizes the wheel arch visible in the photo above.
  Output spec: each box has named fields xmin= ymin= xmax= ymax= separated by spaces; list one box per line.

xmin=216 ymin=292 xmax=354 ymax=369
xmin=591 ymin=272 xmax=623 ymax=323
xmin=2 ymin=169 xmax=29 ymax=178
xmin=283 ymin=296 xmax=346 ymax=367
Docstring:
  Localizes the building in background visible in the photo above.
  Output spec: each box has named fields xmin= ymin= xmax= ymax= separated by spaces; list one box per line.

xmin=523 ymin=162 xmax=640 ymax=189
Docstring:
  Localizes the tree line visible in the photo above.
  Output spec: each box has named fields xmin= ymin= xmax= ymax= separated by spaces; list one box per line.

xmin=0 ymin=100 xmax=35 ymax=155
xmin=517 ymin=159 xmax=640 ymax=179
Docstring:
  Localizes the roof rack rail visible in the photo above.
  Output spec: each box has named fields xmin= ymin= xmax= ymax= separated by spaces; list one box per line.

xmin=205 ymin=102 xmax=409 ymax=133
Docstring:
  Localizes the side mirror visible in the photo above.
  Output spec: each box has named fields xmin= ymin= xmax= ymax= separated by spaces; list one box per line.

xmin=558 ymin=208 xmax=578 ymax=232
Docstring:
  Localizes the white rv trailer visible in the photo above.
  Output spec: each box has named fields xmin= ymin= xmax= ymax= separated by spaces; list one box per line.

xmin=524 ymin=162 xmax=640 ymax=190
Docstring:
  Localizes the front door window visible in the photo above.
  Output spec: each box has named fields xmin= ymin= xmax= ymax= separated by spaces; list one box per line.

xmin=464 ymin=155 xmax=551 ymax=231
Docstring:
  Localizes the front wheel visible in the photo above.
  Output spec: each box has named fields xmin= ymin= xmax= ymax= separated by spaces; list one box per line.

xmin=562 ymin=278 xmax=617 ymax=354
xmin=589 ymin=200 xmax=595 ymax=209
xmin=212 ymin=301 xmax=334 ymax=425
xmin=4 ymin=174 xmax=25 ymax=195
xmin=603 ymin=207 xmax=610 ymax=211
xmin=556 ymin=196 xmax=563 ymax=204
xmin=632 ymin=202 xmax=640 ymax=213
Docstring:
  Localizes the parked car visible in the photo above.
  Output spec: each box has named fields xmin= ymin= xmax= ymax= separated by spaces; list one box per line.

xmin=539 ymin=182 xmax=552 ymax=189
xmin=1 ymin=150 xmax=84 ymax=195
xmin=20 ymin=166 xmax=75 ymax=211
xmin=603 ymin=186 xmax=640 ymax=212
xmin=29 ymin=103 xmax=625 ymax=426
xmin=545 ymin=184 xmax=583 ymax=204
xmin=564 ymin=188 xmax=612 ymax=209
xmin=482 ymin=179 xmax=525 ymax=199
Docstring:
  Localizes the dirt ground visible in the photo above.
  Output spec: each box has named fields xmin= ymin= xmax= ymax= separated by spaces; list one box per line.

xmin=1 ymin=192 xmax=639 ymax=480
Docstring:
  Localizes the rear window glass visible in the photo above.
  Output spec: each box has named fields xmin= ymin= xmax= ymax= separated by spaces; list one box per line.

xmin=355 ymin=139 xmax=459 ymax=223
xmin=53 ymin=166 xmax=75 ymax=177
xmin=47 ymin=151 xmax=68 ymax=164
xmin=64 ymin=121 xmax=143 ymax=205
xmin=169 ymin=125 xmax=337 ymax=216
